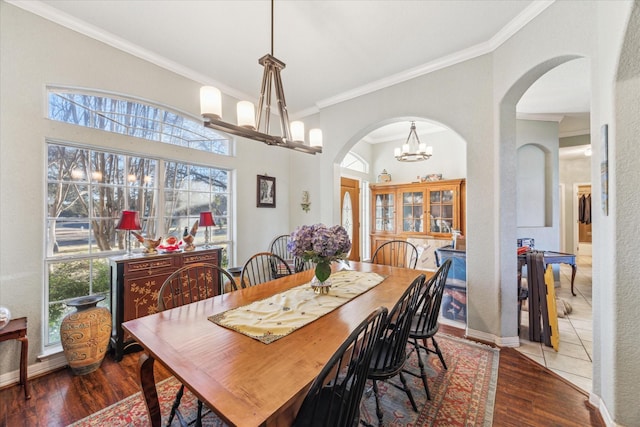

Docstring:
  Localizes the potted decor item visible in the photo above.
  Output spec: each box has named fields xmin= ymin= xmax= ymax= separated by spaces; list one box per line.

xmin=60 ymin=295 xmax=112 ymax=375
xmin=288 ymin=224 xmax=351 ymax=294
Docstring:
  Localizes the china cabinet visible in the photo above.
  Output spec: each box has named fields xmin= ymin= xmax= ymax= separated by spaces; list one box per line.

xmin=370 ymin=179 xmax=465 ymax=257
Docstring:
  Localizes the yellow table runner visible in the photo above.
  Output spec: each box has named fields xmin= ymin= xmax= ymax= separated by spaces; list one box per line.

xmin=209 ymin=270 xmax=386 ymax=344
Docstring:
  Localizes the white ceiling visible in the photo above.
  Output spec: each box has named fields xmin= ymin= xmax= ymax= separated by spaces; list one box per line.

xmin=13 ymin=0 xmax=591 ymax=148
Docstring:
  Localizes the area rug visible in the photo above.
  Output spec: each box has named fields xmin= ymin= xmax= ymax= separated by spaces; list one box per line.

xmin=68 ymin=334 xmax=498 ymax=427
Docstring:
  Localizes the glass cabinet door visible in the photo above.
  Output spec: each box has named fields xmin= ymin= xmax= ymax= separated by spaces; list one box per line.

xmin=374 ymin=192 xmax=395 ymax=232
xmin=401 ymin=191 xmax=424 ymax=232
xmin=428 ymin=188 xmax=455 ymax=235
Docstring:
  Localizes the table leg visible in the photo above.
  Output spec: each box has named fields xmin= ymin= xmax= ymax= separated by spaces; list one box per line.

xmin=138 ymin=353 xmax=161 ymax=427
xmin=570 ymin=264 xmax=577 ymax=296
xmin=18 ymin=336 xmax=30 ymax=399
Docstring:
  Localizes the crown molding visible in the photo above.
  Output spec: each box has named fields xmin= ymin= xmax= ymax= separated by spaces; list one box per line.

xmin=6 ymin=0 xmax=254 ymax=105
xmin=559 ymin=129 xmax=591 ymax=138
xmin=487 ymin=0 xmax=555 ymax=51
xmin=517 ymin=112 xmax=565 ymax=122
xmin=10 ymin=0 xmax=556 ymax=116
xmin=316 ymin=1 xmax=555 ymax=110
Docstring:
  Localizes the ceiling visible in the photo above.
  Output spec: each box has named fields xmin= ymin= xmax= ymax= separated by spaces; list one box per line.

xmin=14 ymin=0 xmax=590 ymax=151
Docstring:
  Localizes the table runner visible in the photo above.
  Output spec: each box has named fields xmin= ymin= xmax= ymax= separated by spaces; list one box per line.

xmin=209 ymin=270 xmax=386 ymax=344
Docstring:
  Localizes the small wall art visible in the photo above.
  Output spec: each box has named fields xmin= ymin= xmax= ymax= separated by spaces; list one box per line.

xmin=257 ymin=174 xmax=276 ymax=208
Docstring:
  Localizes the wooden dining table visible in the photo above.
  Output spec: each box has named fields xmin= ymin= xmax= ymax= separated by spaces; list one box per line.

xmin=122 ymin=261 xmax=428 ymax=427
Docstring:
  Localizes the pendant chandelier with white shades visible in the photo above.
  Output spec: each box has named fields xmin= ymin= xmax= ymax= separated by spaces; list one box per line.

xmin=200 ymin=0 xmax=322 ymax=155
xmin=394 ymin=121 xmax=433 ymax=162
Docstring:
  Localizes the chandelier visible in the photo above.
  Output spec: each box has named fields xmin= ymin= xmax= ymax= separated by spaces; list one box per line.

xmin=394 ymin=122 xmax=432 ymax=162
xmin=199 ymin=0 xmax=322 ymax=155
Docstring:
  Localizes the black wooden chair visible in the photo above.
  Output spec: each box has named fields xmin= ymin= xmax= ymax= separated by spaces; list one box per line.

xmin=269 ymin=234 xmax=314 ymax=273
xmin=293 ymin=306 xmax=388 ymax=427
xmin=365 ymin=274 xmax=425 ymax=426
xmin=405 ymin=259 xmax=452 ymax=399
xmin=157 ymin=262 xmax=237 ymax=426
xmin=240 ymin=251 xmax=292 ymax=287
xmin=371 ymin=240 xmax=419 ymax=269
xmin=158 ymin=262 xmax=237 ymax=311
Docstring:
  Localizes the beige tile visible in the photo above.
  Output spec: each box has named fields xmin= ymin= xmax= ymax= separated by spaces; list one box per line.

xmin=545 ymin=353 xmax=593 ymax=378
xmin=517 ymin=339 xmax=544 ymax=357
xmin=544 ymin=341 xmax=590 ymax=361
xmin=583 ymin=340 xmax=593 ymax=359
xmin=559 ymin=330 xmax=583 ymax=346
xmin=557 ymin=319 xmax=574 ymax=333
xmin=522 ymin=353 xmax=546 ymax=367
xmin=570 ymin=318 xmax=592 ymax=330
xmin=575 ymin=328 xmax=593 ymax=342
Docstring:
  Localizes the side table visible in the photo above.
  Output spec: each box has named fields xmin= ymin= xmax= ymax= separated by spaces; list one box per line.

xmin=0 ymin=317 xmax=30 ymax=399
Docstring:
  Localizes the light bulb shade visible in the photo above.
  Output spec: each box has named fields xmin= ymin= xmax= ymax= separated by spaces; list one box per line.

xmin=418 ymin=143 xmax=427 ymax=153
xmin=199 ymin=211 xmax=215 ymax=227
xmin=237 ymin=101 xmax=256 ymax=129
xmin=309 ymin=129 xmax=323 ymax=147
xmin=425 ymin=146 xmax=433 ymax=155
xmin=200 ymin=86 xmax=222 ymax=119
xmin=290 ymin=121 xmax=305 ymax=142
xmin=402 ymin=143 xmax=410 ymax=154
xmin=394 ymin=147 xmax=402 ymax=157
xmin=116 ymin=210 xmax=142 ymax=230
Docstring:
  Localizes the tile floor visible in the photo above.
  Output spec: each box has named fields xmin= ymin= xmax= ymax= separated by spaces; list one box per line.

xmin=517 ymin=255 xmax=593 ymax=393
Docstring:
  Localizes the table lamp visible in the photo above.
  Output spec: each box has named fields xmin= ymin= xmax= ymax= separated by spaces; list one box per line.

xmin=199 ymin=211 xmax=215 ymax=248
xmin=116 ymin=210 xmax=142 ymax=256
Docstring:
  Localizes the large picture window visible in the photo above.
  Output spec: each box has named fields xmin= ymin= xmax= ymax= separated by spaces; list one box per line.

xmin=44 ymin=90 xmax=233 ymax=347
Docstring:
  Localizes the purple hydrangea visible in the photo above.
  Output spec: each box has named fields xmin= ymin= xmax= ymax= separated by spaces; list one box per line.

xmin=288 ymin=224 xmax=352 ymax=263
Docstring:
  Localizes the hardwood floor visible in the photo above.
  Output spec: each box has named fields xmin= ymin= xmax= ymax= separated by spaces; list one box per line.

xmin=0 ymin=325 xmax=604 ymax=427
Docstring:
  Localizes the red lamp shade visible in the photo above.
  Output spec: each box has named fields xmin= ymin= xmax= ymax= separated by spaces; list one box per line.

xmin=199 ymin=211 xmax=215 ymax=227
xmin=116 ymin=210 xmax=142 ymax=230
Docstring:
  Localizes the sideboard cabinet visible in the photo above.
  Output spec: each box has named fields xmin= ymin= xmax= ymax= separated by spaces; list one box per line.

xmin=109 ymin=247 xmax=221 ymax=361
xmin=370 ymin=179 xmax=465 ymax=257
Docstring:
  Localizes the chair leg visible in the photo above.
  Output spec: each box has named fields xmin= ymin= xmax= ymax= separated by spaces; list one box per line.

xmin=413 ymin=338 xmax=431 ymax=400
xmin=372 ymin=380 xmax=384 ymax=427
xmin=399 ymin=371 xmax=418 ymax=412
xmin=196 ymin=399 xmax=203 ymax=427
xmin=167 ymin=384 xmax=185 ymax=426
xmin=431 ymin=337 xmax=447 ymax=370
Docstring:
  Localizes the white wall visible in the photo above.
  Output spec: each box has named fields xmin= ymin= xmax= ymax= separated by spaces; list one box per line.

xmin=369 ymin=129 xmax=467 ymax=184
xmin=516 ymin=120 xmax=560 ymax=250
xmin=559 ymin=156 xmax=591 ymax=253
xmin=0 ymin=2 xmax=292 ymax=373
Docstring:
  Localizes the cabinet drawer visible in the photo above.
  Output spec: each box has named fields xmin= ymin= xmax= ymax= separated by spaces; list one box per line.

xmin=184 ymin=251 xmax=219 ymax=264
xmin=124 ymin=256 xmax=178 ymax=275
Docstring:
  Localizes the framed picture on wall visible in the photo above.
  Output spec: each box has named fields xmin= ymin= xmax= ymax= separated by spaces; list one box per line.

xmin=257 ymin=174 xmax=276 ymax=208
xmin=600 ymin=124 xmax=608 ymax=216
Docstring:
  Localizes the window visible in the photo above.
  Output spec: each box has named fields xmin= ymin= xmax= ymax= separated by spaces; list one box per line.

xmin=340 ymin=152 xmax=368 ymax=173
xmin=48 ymin=88 xmax=231 ymax=155
xmin=45 ymin=90 xmax=234 ymax=347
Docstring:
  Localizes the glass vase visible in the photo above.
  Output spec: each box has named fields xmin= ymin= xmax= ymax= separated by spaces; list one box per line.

xmin=311 ymin=260 xmax=332 ymax=294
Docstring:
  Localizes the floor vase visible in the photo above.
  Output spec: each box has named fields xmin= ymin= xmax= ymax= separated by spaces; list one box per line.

xmin=60 ymin=295 xmax=112 ymax=375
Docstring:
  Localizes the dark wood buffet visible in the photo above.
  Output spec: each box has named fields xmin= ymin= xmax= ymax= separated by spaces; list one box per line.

xmin=109 ymin=247 xmax=221 ymax=361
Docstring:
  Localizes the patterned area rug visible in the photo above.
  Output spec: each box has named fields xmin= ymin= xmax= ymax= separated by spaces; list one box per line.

xmin=68 ymin=334 xmax=498 ymax=427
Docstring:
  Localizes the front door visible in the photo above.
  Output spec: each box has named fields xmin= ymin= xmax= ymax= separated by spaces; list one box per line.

xmin=340 ymin=177 xmax=360 ymax=261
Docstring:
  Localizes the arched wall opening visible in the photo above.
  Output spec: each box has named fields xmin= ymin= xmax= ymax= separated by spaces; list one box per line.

xmin=498 ymin=55 xmax=585 ymax=341
xmin=334 ymin=116 xmax=468 ymax=324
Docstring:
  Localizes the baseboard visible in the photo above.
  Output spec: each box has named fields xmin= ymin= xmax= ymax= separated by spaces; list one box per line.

xmin=0 ymin=353 xmax=68 ymax=389
xmin=590 ymin=392 xmax=618 ymax=426
xmin=465 ymin=328 xmax=520 ymax=348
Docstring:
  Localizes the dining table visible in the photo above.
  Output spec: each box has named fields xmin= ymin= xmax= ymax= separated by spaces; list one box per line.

xmin=122 ymin=261 xmax=428 ymax=427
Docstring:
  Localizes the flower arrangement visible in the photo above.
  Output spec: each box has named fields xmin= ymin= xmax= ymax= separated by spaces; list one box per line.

xmin=288 ymin=224 xmax=352 ymax=283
